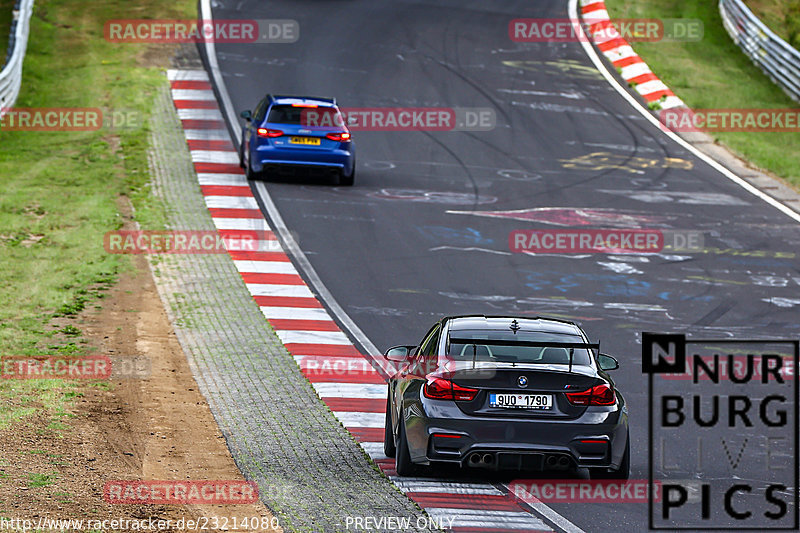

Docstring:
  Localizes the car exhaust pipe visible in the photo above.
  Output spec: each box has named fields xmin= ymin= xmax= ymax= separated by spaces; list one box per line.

xmin=468 ymin=453 xmax=482 ymax=466
xmin=557 ymin=456 xmax=570 ymax=469
xmin=481 ymin=453 xmax=494 ymax=465
xmin=545 ymin=455 xmax=558 ymax=468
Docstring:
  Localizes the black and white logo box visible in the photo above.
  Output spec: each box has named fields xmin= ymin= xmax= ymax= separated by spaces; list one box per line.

xmin=644 ymin=332 xmax=799 ymax=530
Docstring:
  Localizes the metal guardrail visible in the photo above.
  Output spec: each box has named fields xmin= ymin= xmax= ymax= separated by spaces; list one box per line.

xmin=720 ymin=0 xmax=800 ymax=103
xmin=0 ymin=0 xmax=35 ymax=118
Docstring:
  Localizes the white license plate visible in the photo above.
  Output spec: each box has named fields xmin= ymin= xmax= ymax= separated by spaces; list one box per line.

xmin=490 ymin=393 xmax=552 ymax=410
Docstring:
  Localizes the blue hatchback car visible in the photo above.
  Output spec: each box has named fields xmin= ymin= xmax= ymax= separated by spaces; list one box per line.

xmin=239 ymin=95 xmax=356 ymax=186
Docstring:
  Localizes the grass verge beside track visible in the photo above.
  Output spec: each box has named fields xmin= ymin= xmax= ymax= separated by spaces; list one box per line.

xmin=0 ymin=0 xmax=192 ymax=427
xmin=605 ymin=0 xmax=800 ymax=188
xmin=745 ymin=0 xmax=800 ymax=50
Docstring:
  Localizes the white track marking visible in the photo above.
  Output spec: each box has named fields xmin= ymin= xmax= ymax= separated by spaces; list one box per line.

xmin=171 ymin=89 xmax=216 ymax=100
xmin=177 ymin=108 xmax=224 ymax=121
xmin=183 ymin=129 xmax=232 ymax=141
xmin=191 ymin=150 xmax=240 ymax=164
xmin=423 ymin=508 xmax=550 ymax=530
xmin=311 ymin=383 xmax=387 ymax=399
xmin=260 ymin=307 xmax=332 ymax=321
xmin=233 ymin=260 xmax=296 ymax=273
xmin=245 ymin=284 xmax=314 ymax=298
xmin=333 ymin=411 xmax=384 ymax=428
xmin=393 ymin=480 xmax=504 ymax=496
xmin=198 ymin=173 xmax=249 ymax=186
xmin=212 ymin=218 xmax=271 ymax=231
xmin=204 ymin=195 xmax=260 ymax=210
xmin=167 ymin=69 xmax=209 ymax=81
xmin=274 ymin=329 xmax=352 ymax=345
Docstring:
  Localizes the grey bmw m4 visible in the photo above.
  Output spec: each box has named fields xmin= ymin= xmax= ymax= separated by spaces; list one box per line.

xmin=383 ymin=315 xmax=630 ymax=479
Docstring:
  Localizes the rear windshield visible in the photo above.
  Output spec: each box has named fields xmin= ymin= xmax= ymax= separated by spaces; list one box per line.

xmin=446 ymin=331 xmax=593 ymax=366
xmin=267 ymin=105 xmax=343 ymax=127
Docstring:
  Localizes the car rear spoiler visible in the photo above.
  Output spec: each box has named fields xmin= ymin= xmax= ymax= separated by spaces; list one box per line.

xmin=270 ymin=94 xmax=336 ymax=105
xmin=447 ymin=338 xmax=600 ymax=372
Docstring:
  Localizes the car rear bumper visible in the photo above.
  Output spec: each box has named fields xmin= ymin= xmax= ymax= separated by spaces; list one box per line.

xmin=252 ymin=145 xmax=354 ymax=173
xmin=409 ymin=404 xmax=628 ymax=470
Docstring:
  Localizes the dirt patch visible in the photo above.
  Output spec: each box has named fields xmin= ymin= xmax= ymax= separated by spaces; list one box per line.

xmin=0 ymin=200 xmax=281 ymax=532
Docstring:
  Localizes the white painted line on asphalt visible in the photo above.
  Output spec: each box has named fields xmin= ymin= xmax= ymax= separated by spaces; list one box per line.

xmin=183 ymin=129 xmax=232 ymax=141
xmin=333 ymin=411 xmax=384 ymax=428
xmin=171 ymin=89 xmax=216 ymax=100
xmin=234 ymin=260 xmax=297 ymax=274
xmin=259 ymin=307 xmax=333 ymax=321
xmin=245 ymin=283 xmax=315 ymax=298
xmin=177 ymin=108 xmax=224 ymax=121
xmin=312 ymin=382 xmax=387 ymax=399
xmin=212 ymin=218 xmax=271 ymax=231
xmin=198 ymin=173 xmax=248 ymax=186
xmin=167 ymin=69 xmax=209 ymax=81
xmin=191 ymin=150 xmax=240 ymax=164
xmin=275 ymin=329 xmax=352 ymax=345
xmin=204 ymin=195 xmax=260 ymax=210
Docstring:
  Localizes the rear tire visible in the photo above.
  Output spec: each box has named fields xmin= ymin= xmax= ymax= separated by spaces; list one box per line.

xmin=383 ymin=392 xmax=396 ymax=458
xmin=337 ymin=166 xmax=355 ymax=186
xmin=591 ymin=434 xmax=630 ymax=480
xmin=238 ymin=140 xmax=246 ymax=169
xmin=395 ymin=418 xmax=416 ymax=477
xmin=245 ymin=158 xmax=258 ymax=181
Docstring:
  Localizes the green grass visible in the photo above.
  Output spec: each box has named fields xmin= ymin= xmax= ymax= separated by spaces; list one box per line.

xmin=744 ymin=0 xmax=800 ymax=50
xmin=605 ymin=0 xmax=800 ymax=187
xmin=26 ymin=472 xmax=56 ymax=488
xmin=0 ymin=0 xmax=194 ymax=428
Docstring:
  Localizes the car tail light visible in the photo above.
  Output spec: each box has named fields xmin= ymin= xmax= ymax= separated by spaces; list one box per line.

xmin=291 ymin=103 xmax=318 ymax=108
xmin=325 ymin=132 xmax=351 ymax=142
xmin=565 ymin=384 xmax=616 ymax=406
xmin=423 ymin=377 xmax=478 ymax=401
xmin=257 ymin=128 xmax=283 ymax=138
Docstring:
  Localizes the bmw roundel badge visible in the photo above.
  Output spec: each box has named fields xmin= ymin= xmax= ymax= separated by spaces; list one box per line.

xmin=518 ymin=376 xmax=528 ymax=388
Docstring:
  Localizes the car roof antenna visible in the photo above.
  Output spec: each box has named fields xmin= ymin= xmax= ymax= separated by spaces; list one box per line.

xmin=472 ymin=344 xmax=477 ymax=370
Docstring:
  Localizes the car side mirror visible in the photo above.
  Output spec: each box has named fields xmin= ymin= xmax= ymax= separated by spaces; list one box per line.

xmin=598 ymin=353 xmax=619 ymax=371
xmin=240 ymin=109 xmax=252 ymax=121
xmin=384 ymin=345 xmax=416 ymax=362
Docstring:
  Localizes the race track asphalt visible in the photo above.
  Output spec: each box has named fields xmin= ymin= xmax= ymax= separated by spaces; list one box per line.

xmin=209 ymin=1 xmax=800 ymax=530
